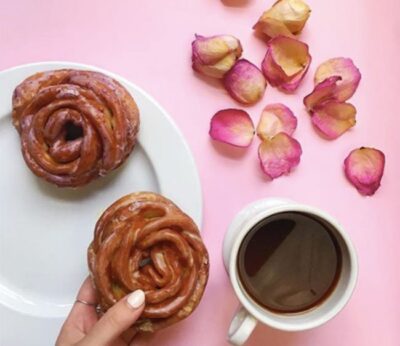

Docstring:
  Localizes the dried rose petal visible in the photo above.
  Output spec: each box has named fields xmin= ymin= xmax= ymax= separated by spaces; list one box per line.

xmin=262 ymin=36 xmax=311 ymax=92
xmin=311 ymin=101 xmax=356 ymax=139
xmin=304 ymin=58 xmax=361 ymax=108
xmin=224 ymin=59 xmax=267 ymax=105
xmin=253 ymin=0 xmax=311 ymax=40
xmin=315 ymin=58 xmax=361 ymax=102
xmin=192 ymin=34 xmax=242 ymax=65
xmin=257 ymin=103 xmax=297 ymax=140
xmin=304 ymin=58 xmax=361 ymax=140
xmin=344 ymin=147 xmax=385 ymax=196
xmin=209 ymin=109 xmax=255 ymax=147
xmin=254 ymin=17 xmax=294 ymax=40
xmin=192 ymin=34 xmax=242 ymax=78
xmin=193 ymin=54 xmax=238 ymax=79
xmin=258 ymin=132 xmax=302 ymax=179
xmin=303 ymin=76 xmax=341 ymax=110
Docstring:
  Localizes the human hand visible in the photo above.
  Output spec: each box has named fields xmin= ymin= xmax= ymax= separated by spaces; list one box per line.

xmin=56 ymin=277 xmax=149 ymax=346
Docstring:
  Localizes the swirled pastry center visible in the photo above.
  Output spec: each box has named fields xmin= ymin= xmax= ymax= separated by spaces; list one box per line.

xmin=12 ymin=69 xmax=140 ymax=187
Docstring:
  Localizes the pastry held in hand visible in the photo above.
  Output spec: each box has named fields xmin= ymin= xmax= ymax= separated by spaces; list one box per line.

xmin=12 ymin=69 xmax=139 ymax=187
xmin=88 ymin=192 xmax=209 ymax=332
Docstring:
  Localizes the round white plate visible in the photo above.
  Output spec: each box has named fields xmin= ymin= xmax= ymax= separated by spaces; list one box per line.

xmin=0 ymin=62 xmax=202 ymax=345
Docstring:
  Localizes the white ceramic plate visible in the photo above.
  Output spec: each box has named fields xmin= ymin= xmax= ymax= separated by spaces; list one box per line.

xmin=0 ymin=62 xmax=202 ymax=345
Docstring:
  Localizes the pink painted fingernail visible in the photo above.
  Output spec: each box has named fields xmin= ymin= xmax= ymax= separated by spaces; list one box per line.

xmin=127 ymin=290 xmax=145 ymax=309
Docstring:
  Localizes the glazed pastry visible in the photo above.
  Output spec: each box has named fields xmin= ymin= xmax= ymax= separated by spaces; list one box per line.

xmin=12 ymin=69 xmax=139 ymax=187
xmin=88 ymin=192 xmax=209 ymax=332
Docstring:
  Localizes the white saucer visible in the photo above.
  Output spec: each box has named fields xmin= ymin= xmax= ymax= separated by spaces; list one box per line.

xmin=0 ymin=62 xmax=202 ymax=345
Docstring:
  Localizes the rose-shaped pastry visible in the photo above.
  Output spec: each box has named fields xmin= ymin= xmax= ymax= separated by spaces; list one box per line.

xmin=12 ymin=69 xmax=139 ymax=187
xmin=87 ymin=192 xmax=209 ymax=332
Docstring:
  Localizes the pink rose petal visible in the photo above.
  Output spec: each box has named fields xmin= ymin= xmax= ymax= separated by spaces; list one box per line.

xmin=257 ymin=103 xmax=297 ymax=140
xmin=311 ymin=101 xmax=356 ymax=139
xmin=304 ymin=58 xmax=361 ymax=140
xmin=262 ymin=36 xmax=311 ymax=92
xmin=344 ymin=147 xmax=385 ymax=196
xmin=303 ymin=76 xmax=341 ymax=110
xmin=193 ymin=53 xmax=238 ymax=79
xmin=315 ymin=57 xmax=361 ymax=102
xmin=209 ymin=109 xmax=255 ymax=147
xmin=192 ymin=34 xmax=242 ymax=78
xmin=258 ymin=132 xmax=302 ymax=179
xmin=253 ymin=0 xmax=311 ymax=40
xmin=304 ymin=58 xmax=361 ymax=108
xmin=224 ymin=59 xmax=267 ymax=105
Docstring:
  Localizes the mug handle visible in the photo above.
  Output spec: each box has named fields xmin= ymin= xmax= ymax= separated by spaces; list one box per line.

xmin=228 ymin=306 xmax=258 ymax=345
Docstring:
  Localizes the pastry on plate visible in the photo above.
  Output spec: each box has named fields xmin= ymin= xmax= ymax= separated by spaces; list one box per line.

xmin=88 ymin=192 xmax=209 ymax=332
xmin=12 ymin=69 xmax=139 ymax=187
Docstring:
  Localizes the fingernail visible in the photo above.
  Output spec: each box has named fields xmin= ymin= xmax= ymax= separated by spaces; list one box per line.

xmin=127 ymin=290 xmax=145 ymax=309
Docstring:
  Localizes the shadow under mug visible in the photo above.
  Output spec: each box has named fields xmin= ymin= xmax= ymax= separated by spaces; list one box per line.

xmin=222 ymin=198 xmax=358 ymax=345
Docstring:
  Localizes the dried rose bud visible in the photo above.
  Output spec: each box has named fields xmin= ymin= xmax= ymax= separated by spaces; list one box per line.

xmin=253 ymin=0 xmax=311 ymax=40
xmin=258 ymin=132 xmax=302 ymax=179
xmin=261 ymin=36 xmax=311 ymax=92
xmin=192 ymin=34 xmax=243 ymax=78
xmin=344 ymin=147 xmax=385 ymax=196
xmin=256 ymin=103 xmax=297 ymax=140
xmin=224 ymin=59 xmax=267 ymax=105
xmin=209 ymin=108 xmax=255 ymax=147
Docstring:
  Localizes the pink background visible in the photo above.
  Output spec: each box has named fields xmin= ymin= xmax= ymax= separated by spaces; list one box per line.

xmin=1 ymin=0 xmax=399 ymax=345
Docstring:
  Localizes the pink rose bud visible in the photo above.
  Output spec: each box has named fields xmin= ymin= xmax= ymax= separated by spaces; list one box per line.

xmin=344 ymin=147 xmax=385 ymax=196
xmin=261 ymin=36 xmax=311 ymax=92
xmin=224 ymin=59 xmax=267 ymax=105
xmin=253 ymin=0 xmax=311 ymax=41
xmin=192 ymin=34 xmax=242 ymax=78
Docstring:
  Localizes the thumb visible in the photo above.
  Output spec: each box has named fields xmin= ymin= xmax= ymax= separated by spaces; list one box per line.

xmin=78 ymin=290 xmax=145 ymax=346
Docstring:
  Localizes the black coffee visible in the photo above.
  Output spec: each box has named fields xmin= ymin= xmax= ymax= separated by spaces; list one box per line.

xmin=237 ymin=212 xmax=341 ymax=313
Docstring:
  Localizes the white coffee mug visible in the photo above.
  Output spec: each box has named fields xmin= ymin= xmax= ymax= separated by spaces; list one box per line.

xmin=223 ymin=198 xmax=358 ymax=345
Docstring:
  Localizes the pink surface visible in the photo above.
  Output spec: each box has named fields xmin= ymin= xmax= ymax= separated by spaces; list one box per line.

xmin=1 ymin=0 xmax=399 ymax=345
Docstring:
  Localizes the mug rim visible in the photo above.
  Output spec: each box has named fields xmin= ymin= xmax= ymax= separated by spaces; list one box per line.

xmin=228 ymin=202 xmax=358 ymax=331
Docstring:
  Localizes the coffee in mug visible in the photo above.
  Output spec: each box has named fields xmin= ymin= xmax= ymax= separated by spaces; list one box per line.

xmin=223 ymin=198 xmax=358 ymax=346
xmin=237 ymin=211 xmax=342 ymax=313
